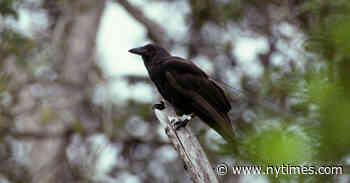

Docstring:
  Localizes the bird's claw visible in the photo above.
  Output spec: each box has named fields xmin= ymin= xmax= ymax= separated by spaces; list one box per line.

xmin=168 ymin=114 xmax=193 ymax=130
xmin=152 ymin=100 xmax=165 ymax=110
xmin=174 ymin=120 xmax=189 ymax=130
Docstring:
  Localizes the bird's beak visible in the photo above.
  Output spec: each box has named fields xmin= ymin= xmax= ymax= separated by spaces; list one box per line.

xmin=128 ymin=46 xmax=146 ymax=55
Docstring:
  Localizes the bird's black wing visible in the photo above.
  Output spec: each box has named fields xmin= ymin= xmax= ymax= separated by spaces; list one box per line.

xmin=161 ymin=57 xmax=235 ymax=140
xmin=161 ymin=57 xmax=231 ymax=113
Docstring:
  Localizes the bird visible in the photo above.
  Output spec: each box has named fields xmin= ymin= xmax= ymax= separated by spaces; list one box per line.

xmin=129 ymin=44 xmax=235 ymax=142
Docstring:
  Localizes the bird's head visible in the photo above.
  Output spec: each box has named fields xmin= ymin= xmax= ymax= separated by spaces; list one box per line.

xmin=129 ymin=44 xmax=170 ymax=63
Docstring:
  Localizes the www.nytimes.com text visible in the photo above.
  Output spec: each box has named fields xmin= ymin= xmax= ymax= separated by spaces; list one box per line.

xmin=215 ymin=163 xmax=343 ymax=177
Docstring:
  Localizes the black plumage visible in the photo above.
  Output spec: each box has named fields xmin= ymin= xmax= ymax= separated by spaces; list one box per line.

xmin=129 ymin=44 xmax=235 ymax=141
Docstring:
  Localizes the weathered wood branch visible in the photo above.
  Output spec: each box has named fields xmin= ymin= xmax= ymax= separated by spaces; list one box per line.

xmin=153 ymin=103 xmax=219 ymax=183
xmin=116 ymin=0 xmax=172 ymax=47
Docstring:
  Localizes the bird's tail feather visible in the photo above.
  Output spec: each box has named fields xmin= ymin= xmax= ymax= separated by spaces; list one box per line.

xmin=191 ymin=98 xmax=235 ymax=143
xmin=197 ymin=112 xmax=235 ymax=143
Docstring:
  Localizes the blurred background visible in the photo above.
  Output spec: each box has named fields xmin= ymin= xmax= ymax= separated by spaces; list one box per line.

xmin=1 ymin=0 xmax=350 ymax=182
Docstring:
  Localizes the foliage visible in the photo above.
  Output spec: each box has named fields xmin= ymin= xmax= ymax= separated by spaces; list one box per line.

xmin=0 ymin=29 xmax=35 ymax=62
xmin=244 ymin=122 xmax=315 ymax=166
xmin=0 ymin=0 xmax=21 ymax=19
xmin=1 ymin=0 xmax=350 ymax=182
xmin=184 ymin=0 xmax=350 ymax=182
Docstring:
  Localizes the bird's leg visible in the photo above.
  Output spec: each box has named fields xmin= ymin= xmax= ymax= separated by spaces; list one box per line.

xmin=152 ymin=100 xmax=165 ymax=110
xmin=169 ymin=114 xmax=194 ymax=130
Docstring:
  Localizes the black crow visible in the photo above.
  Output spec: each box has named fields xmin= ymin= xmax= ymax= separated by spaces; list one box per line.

xmin=129 ymin=44 xmax=235 ymax=142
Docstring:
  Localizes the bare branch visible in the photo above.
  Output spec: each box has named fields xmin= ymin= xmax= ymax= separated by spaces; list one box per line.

xmin=154 ymin=104 xmax=219 ymax=183
xmin=116 ymin=0 xmax=172 ymax=47
xmin=8 ymin=129 xmax=74 ymax=140
xmin=121 ymin=74 xmax=152 ymax=85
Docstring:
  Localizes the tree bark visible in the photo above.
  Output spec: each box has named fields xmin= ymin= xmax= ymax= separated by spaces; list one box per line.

xmin=154 ymin=103 xmax=219 ymax=183
xmin=4 ymin=1 xmax=107 ymax=182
